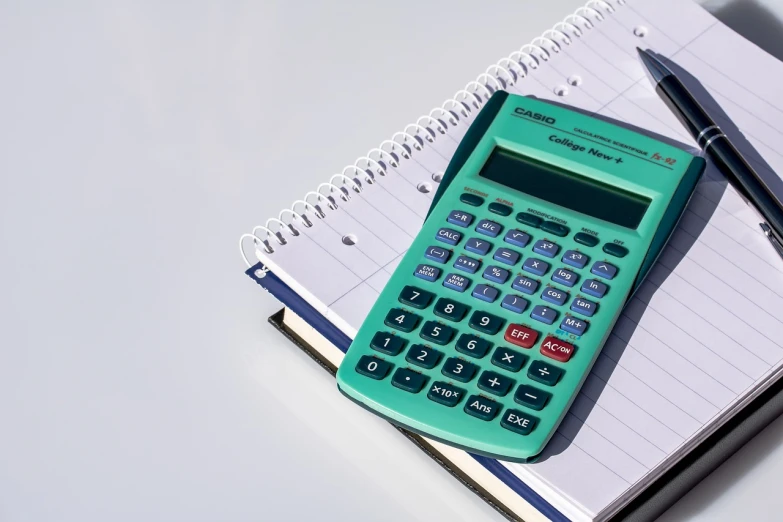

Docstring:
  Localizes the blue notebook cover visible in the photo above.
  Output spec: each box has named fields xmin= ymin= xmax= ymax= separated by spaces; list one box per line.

xmin=246 ymin=262 xmax=567 ymax=522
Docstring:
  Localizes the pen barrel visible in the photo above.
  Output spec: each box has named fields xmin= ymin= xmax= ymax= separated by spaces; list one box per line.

xmin=656 ymin=78 xmax=714 ymax=140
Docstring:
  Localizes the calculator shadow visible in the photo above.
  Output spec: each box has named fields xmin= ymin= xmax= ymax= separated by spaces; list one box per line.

xmin=528 ymin=56 xmax=776 ymax=461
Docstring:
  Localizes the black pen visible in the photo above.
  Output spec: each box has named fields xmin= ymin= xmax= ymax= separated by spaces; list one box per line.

xmin=637 ymin=47 xmax=783 ymax=259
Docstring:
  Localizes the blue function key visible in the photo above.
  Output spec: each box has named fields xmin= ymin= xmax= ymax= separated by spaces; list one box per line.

xmin=419 ymin=320 xmax=456 ymax=345
xmin=384 ymin=308 xmax=421 ymax=332
xmin=459 ymin=193 xmax=484 ymax=206
xmin=443 ymin=273 xmax=471 ymax=293
xmin=447 ymin=210 xmax=475 ymax=228
xmin=501 ymin=294 xmax=529 ymax=314
xmin=472 ymin=284 xmax=499 ymax=303
xmin=531 ymin=305 xmax=558 ymax=325
xmin=500 ymin=409 xmax=538 ymax=435
xmin=533 ymin=239 xmax=560 ymax=258
xmin=370 ymin=331 xmax=407 ymax=355
xmin=427 ymin=381 xmax=466 ymax=407
xmin=406 ymin=344 xmax=443 ymax=369
xmin=541 ymin=287 xmax=568 ymax=306
xmin=441 ymin=356 xmax=478 ymax=382
xmin=455 ymin=333 xmax=492 ymax=358
xmin=433 ymin=298 xmax=468 ymax=322
xmin=477 ymin=370 xmax=514 ymax=397
xmin=571 ymin=297 xmax=598 ymax=317
xmin=493 ymin=247 xmax=520 ymax=266
xmin=424 ymin=245 xmax=451 ymax=264
xmin=591 ymin=261 xmax=618 ymax=280
xmin=560 ymin=315 xmax=588 ymax=336
xmin=475 ymin=219 xmax=503 ymax=238
xmin=465 ymin=237 xmax=492 ymax=255
xmin=552 ymin=267 xmax=578 ymax=287
xmin=514 ymin=384 xmax=551 ymax=410
xmin=399 ymin=285 xmax=434 ymax=309
xmin=491 ymin=347 xmax=528 ymax=372
xmin=561 ymin=250 xmax=589 ymax=269
xmin=414 ymin=263 xmax=441 ymax=282
xmin=435 ymin=227 xmax=462 ymax=246
xmin=522 ymin=257 xmax=550 ymax=276
xmin=504 ymin=229 xmax=531 ymax=248
xmin=483 ymin=265 xmax=510 ymax=284
xmin=581 ymin=278 xmax=608 ymax=298
xmin=454 ymin=254 xmax=481 ymax=274
xmin=356 ymin=355 xmax=392 ymax=380
xmin=392 ymin=367 xmax=428 ymax=393
xmin=488 ymin=202 xmax=513 ymax=216
xmin=511 ymin=275 xmax=540 ymax=295
xmin=469 ymin=310 xmax=505 ymax=335
xmin=528 ymin=360 xmax=563 ymax=387
xmin=464 ymin=394 xmax=501 ymax=421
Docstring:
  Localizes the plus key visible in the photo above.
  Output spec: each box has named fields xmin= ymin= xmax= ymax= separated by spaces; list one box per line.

xmin=503 ymin=324 xmax=539 ymax=349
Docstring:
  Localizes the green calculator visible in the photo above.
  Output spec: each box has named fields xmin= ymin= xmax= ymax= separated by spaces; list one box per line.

xmin=336 ymin=92 xmax=705 ymax=462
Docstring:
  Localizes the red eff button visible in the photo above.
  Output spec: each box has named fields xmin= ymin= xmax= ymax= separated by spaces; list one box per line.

xmin=540 ymin=335 xmax=575 ymax=362
xmin=504 ymin=324 xmax=539 ymax=348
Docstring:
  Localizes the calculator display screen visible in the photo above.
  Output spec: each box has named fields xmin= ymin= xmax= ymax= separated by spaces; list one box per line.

xmin=478 ymin=148 xmax=650 ymax=229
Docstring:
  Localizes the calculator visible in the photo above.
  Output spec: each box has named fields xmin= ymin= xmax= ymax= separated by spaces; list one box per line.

xmin=336 ymin=92 xmax=705 ymax=461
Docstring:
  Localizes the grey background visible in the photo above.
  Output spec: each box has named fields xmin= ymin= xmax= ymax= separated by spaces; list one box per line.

xmin=1 ymin=0 xmax=782 ymax=521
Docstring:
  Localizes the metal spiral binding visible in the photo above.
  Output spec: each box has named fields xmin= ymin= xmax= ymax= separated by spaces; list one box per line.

xmin=240 ymin=0 xmax=622 ymax=266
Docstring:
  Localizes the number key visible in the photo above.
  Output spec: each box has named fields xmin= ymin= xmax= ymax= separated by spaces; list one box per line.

xmin=469 ymin=310 xmax=504 ymax=335
xmin=433 ymin=298 xmax=468 ymax=322
xmin=441 ymin=357 xmax=478 ymax=382
xmin=370 ymin=332 xmax=406 ymax=355
xmin=355 ymin=355 xmax=392 ymax=380
xmin=398 ymin=285 xmax=434 ymax=309
xmin=384 ymin=308 xmax=420 ymax=333
xmin=406 ymin=344 xmax=443 ymax=369
xmin=419 ymin=320 xmax=455 ymax=345
xmin=455 ymin=333 xmax=492 ymax=358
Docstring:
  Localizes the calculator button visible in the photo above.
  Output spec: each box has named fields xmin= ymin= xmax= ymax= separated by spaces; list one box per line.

xmin=483 ymin=265 xmax=510 ymax=284
xmin=472 ymin=284 xmax=499 ymax=303
xmin=424 ymin=246 xmax=451 ymax=264
xmin=427 ymin=381 xmax=466 ymax=407
xmin=540 ymin=221 xmax=569 ymax=237
xmin=399 ymin=285 xmax=434 ymax=309
xmin=501 ymin=409 xmax=538 ymax=435
xmin=454 ymin=254 xmax=481 ymax=274
xmin=436 ymin=227 xmax=462 ymax=246
xmin=371 ymin=332 xmax=407 ymax=355
xmin=540 ymin=335 xmax=576 ymax=362
xmin=541 ymin=287 xmax=568 ymax=306
xmin=514 ymin=384 xmax=550 ymax=411
xmin=504 ymin=229 xmax=531 ymax=248
xmin=528 ymin=360 xmax=563 ymax=386
xmin=488 ymin=202 xmax=513 ymax=216
xmin=419 ymin=320 xmax=456 ymax=345
xmin=581 ymin=278 xmax=608 ymax=298
xmin=443 ymin=273 xmax=471 ymax=293
xmin=442 ymin=357 xmax=478 ymax=382
xmin=460 ymin=193 xmax=484 ymax=206
xmin=414 ymin=264 xmax=441 ymax=282
xmin=571 ymin=297 xmax=598 ymax=317
xmin=522 ymin=257 xmax=550 ymax=276
xmin=433 ymin=298 xmax=468 ymax=322
xmin=504 ymin=324 xmax=539 ymax=349
xmin=475 ymin=219 xmax=503 ymax=238
xmin=574 ymin=232 xmax=599 ymax=247
xmin=455 ymin=334 xmax=492 ymax=358
xmin=356 ymin=355 xmax=392 ymax=380
xmin=493 ymin=247 xmax=520 ymax=266
xmin=533 ymin=239 xmax=559 ymax=258
xmin=603 ymin=243 xmax=629 ymax=258
xmin=590 ymin=261 xmax=618 ymax=280
xmin=561 ymin=250 xmax=589 ymax=269
xmin=465 ymin=237 xmax=492 ymax=255
xmin=384 ymin=308 xmax=420 ymax=332
xmin=501 ymin=294 xmax=529 ymax=314
xmin=447 ymin=210 xmax=475 ymax=228
xmin=552 ymin=268 xmax=578 ymax=288
xmin=491 ymin=347 xmax=527 ymax=372
xmin=469 ymin=310 xmax=504 ymax=335
xmin=560 ymin=315 xmax=589 ymax=336
xmin=531 ymin=305 xmax=558 ymax=325
xmin=406 ymin=344 xmax=443 ymax=369
xmin=477 ymin=371 xmax=514 ymax=396
xmin=392 ymin=368 xmax=428 ymax=393
xmin=511 ymin=275 xmax=539 ymax=295
xmin=516 ymin=212 xmax=542 ymax=228
xmin=464 ymin=394 xmax=501 ymax=421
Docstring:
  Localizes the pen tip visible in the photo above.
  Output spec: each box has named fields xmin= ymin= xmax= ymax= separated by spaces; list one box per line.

xmin=636 ymin=48 xmax=672 ymax=85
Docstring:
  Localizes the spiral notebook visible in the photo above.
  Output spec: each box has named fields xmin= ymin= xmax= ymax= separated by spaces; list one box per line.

xmin=242 ymin=0 xmax=783 ymax=520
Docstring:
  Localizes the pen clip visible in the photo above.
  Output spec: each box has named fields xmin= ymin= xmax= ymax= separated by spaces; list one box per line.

xmin=759 ymin=222 xmax=783 ymax=259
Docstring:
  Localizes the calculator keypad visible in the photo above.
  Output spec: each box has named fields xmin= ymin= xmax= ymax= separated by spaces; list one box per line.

xmin=384 ymin=308 xmax=420 ymax=332
xmin=433 ymin=298 xmax=468 ymax=322
xmin=399 ymin=285 xmax=434 ymax=309
xmin=420 ymin=321 xmax=455 ymax=345
xmin=406 ymin=344 xmax=443 ymax=369
xmin=442 ymin=357 xmax=478 ymax=382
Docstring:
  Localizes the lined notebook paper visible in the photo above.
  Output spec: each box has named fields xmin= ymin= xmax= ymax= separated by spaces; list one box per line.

xmin=246 ymin=0 xmax=783 ymax=519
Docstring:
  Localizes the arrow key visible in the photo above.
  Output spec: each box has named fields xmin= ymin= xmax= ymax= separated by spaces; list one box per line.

xmin=590 ymin=261 xmax=618 ymax=280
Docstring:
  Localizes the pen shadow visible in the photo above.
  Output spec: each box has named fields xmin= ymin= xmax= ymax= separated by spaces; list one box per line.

xmin=527 ymin=56 xmax=777 ymax=465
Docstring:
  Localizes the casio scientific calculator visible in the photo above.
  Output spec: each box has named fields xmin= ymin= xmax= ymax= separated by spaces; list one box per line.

xmin=336 ymin=92 xmax=705 ymax=462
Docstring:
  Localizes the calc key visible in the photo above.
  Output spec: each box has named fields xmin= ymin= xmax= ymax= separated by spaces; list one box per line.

xmin=355 ymin=355 xmax=391 ymax=380
xmin=591 ymin=261 xmax=618 ymax=280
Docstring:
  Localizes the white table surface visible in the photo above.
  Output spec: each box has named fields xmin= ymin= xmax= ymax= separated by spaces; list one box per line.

xmin=2 ymin=0 xmax=783 ymax=521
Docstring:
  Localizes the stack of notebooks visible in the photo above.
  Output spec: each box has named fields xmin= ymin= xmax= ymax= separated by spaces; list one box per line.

xmin=241 ymin=0 xmax=783 ymax=520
